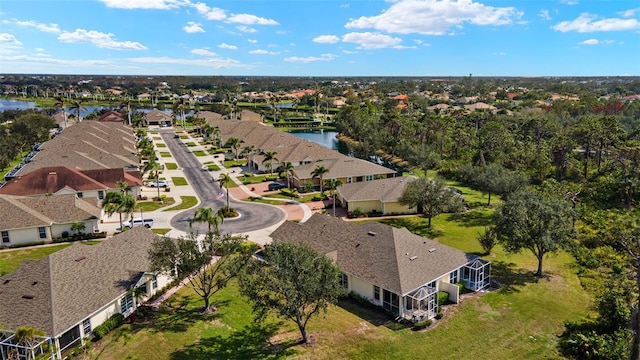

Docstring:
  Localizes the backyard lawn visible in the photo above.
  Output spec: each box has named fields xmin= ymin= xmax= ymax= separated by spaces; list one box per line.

xmin=1 ymin=244 xmax=71 ymax=275
xmin=89 ymin=210 xmax=591 ymax=360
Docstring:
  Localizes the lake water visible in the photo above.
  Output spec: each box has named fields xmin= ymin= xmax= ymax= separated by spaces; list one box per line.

xmin=0 ymin=98 xmax=181 ymax=118
xmin=287 ymin=129 xmax=350 ymax=155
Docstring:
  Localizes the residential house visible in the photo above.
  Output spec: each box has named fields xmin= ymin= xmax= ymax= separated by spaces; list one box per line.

xmin=0 ymin=166 xmax=143 ymax=199
xmin=0 ymin=194 xmax=101 ymax=247
xmin=337 ymin=176 xmax=417 ymax=215
xmin=270 ymin=214 xmax=491 ymax=322
xmin=0 ymin=227 xmax=173 ymax=359
xmin=290 ymin=158 xmax=397 ymax=190
xmin=97 ymin=111 xmax=125 ymax=123
xmin=238 ymin=110 xmax=262 ymax=122
xmin=144 ymin=109 xmax=172 ymax=127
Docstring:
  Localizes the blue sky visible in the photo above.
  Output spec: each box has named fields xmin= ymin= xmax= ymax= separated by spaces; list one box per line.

xmin=0 ymin=0 xmax=639 ymax=76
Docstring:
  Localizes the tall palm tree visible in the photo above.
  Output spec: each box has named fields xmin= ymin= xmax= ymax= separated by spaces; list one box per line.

xmin=189 ymin=207 xmax=224 ymax=236
xmin=311 ymin=164 xmax=329 ymax=196
xmin=120 ymin=99 xmax=133 ymax=125
xmin=241 ymin=145 xmax=256 ymax=169
xmin=53 ymin=96 xmax=68 ymax=128
xmin=142 ymin=160 xmax=163 ymax=200
xmin=281 ymin=161 xmax=295 ymax=190
xmin=262 ymin=151 xmax=278 ymax=175
xmin=218 ymin=173 xmax=233 ymax=209
xmin=226 ymin=137 xmax=241 ymax=159
xmin=68 ymin=100 xmax=86 ymax=123
xmin=173 ymin=98 xmax=187 ymax=129
xmin=102 ymin=191 xmax=136 ymax=230
xmin=324 ymin=178 xmax=344 ymax=216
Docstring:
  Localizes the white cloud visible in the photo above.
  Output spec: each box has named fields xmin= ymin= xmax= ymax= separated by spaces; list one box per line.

xmin=194 ymin=3 xmax=226 ymax=21
xmin=0 ymin=33 xmax=22 ymax=54
xmin=313 ymin=35 xmax=340 ymax=44
xmin=553 ymin=13 xmax=640 ymax=32
xmin=183 ymin=21 xmax=204 ymax=33
xmin=539 ymin=10 xmax=551 ymax=21
xmin=560 ymin=0 xmax=579 ymax=5
xmin=342 ymin=50 xmax=357 ymax=54
xmin=345 ymin=0 xmax=523 ymax=35
xmin=14 ymin=20 xmax=61 ymax=33
xmin=0 ymin=54 xmax=115 ymax=68
xmin=342 ymin=32 xmax=402 ymax=49
xmin=99 ymin=0 xmax=183 ymax=9
xmin=249 ymin=49 xmax=279 ymax=55
xmin=580 ymin=38 xmax=615 ymax=45
xmin=129 ymin=56 xmax=252 ymax=69
xmin=227 ymin=14 xmax=279 ymax=25
xmin=247 ymin=39 xmax=257 ymax=43
xmin=236 ymin=25 xmax=257 ymax=33
xmin=58 ymin=29 xmax=147 ymax=50
xmin=219 ymin=43 xmax=238 ymax=50
xmin=191 ymin=48 xmax=217 ymax=56
xmin=284 ymin=53 xmax=337 ymax=63
xmin=619 ymin=8 xmax=639 ymax=18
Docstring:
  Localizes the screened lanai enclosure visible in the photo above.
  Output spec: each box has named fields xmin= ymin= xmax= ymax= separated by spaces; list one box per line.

xmin=403 ymin=285 xmax=437 ymax=322
xmin=0 ymin=332 xmax=54 ymax=360
xmin=461 ymin=258 xmax=491 ymax=291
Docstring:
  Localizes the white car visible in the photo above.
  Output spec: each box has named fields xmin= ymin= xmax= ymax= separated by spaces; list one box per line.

xmin=122 ymin=218 xmax=154 ymax=229
xmin=148 ymin=180 xmax=168 ymax=187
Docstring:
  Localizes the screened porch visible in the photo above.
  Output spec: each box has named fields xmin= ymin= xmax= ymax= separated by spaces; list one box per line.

xmin=461 ymin=258 xmax=491 ymax=291
xmin=402 ymin=285 xmax=438 ymax=322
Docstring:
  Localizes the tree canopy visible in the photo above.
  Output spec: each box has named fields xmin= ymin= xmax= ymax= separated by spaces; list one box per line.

xmin=398 ymin=177 xmax=464 ymax=227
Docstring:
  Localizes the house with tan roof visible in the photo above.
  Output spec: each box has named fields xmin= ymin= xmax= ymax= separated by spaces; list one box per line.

xmin=0 ymin=194 xmax=101 ymax=247
xmin=290 ymin=157 xmax=397 ymax=190
xmin=0 ymin=227 xmax=173 ymax=358
xmin=270 ymin=214 xmax=491 ymax=322
xmin=97 ymin=111 xmax=125 ymax=123
xmin=0 ymin=166 xmax=142 ymax=199
xmin=238 ymin=109 xmax=262 ymax=122
xmin=144 ymin=109 xmax=172 ymax=126
xmin=337 ymin=176 xmax=417 ymax=215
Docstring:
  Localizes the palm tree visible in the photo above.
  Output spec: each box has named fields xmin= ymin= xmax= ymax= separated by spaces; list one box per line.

xmin=241 ymin=145 xmax=256 ymax=169
xmin=68 ymin=100 xmax=86 ymax=123
xmin=262 ymin=151 xmax=278 ymax=175
xmin=226 ymin=137 xmax=241 ymax=159
xmin=189 ymin=207 xmax=224 ymax=236
xmin=12 ymin=326 xmax=45 ymax=360
xmin=281 ymin=161 xmax=295 ymax=189
xmin=117 ymin=180 xmax=131 ymax=194
xmin=102 ymin=191 xmax=136 ymax=230
xmin=119 ymin=99 xmax=133 ymax=125
xmin=324 ymin=178 xmax=344 ymax=216
xmin=53 ymin=96 xmax=68 ymax=128
xmin=71 ymin=221 xmax=86 ymax=236
xmin=173 ymin=98 xmax=187 ymax=129
xmin=142 ymin=160 xmax=163 ymax=200
xmin=311 ymin=165 xmax=329 ymax=196
xmin=218 ymin=173 xmax=233 ymax=209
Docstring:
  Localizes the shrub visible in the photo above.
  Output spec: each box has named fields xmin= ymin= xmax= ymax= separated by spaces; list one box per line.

xmin=455 ymin=281 xmax=466 ymax=292
xmin=413 ymin=319 xmax=433 ymax=330
xmin=280 ymin=188 xmax=300 ymax=198
xmin=218 ymin=206 xmax=238 ymax=218
xmin=437 ymin=291 xmax=449 ymax=305
xmin=350 ymin=207 xmax=367 ymax=218
xmin=435 ymin=312 xmax=444 ymax=320
xmin=92 ymin=313 xmax=125 ymax=340
xmin=8 ymin=241 xmax=46 ymax=248
xmin=478 ymin=226 xmax=497 ymax=255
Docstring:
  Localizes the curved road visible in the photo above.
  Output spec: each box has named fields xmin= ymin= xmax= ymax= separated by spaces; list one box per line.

xmin=159 ymin=129 xmax=285 ymax=235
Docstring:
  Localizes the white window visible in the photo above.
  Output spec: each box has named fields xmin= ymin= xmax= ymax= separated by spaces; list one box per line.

xmin=152 ymin=276 xmax=158 ymax=289
xmin=1 ymin=231 xmax=9 ymax=244
xmin=365 ymin=175 xmax=374 ymax=181
xmin=120 ymin=294 xmax=134 ymax=314
xmin=38 ymin=227 xmax=47 ymax=239
xmin=339 ymin=273 xmax=349 ymax=289
xmin=82 ymin=319 xmax=91 ymax=335
xmin=347 ymin=177 xmax=352 ymax=183
xmin=98 ymin=191 xmax=104 ymax=200
xmin=449 ymin=270 xmax=458 ymax=284
xmin=374 ymin=286 xmax=380 ymax=300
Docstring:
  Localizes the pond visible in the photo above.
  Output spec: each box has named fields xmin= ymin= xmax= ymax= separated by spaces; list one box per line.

xmin=287 ymin=129 xmax=349 ymax=155
xmin=0 ymin=98 xmax=183 ymax=118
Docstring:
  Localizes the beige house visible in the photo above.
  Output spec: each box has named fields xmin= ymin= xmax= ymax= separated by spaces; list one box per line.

xmin=270 ymin=214 xmax=491 ymax=322
xmin=0 ymin=227 xmax=173 ymax=359
xmin=337 ymin=176 xmax=417 ymax=215
xmin=290 ymin=158 xmax=397 ymax=190
xmin=0 ymin=194 xmax=101 ymax=247
xmin=144 ymin=109 xmax=173 ymax=126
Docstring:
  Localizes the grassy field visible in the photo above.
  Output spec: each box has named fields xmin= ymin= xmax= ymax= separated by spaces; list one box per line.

xmin=171 ymin=177 xmax=188 ymax=186
xmin=1 ymin=244 xmax=72 ymax=275
xmin=223 ymin=160 xmax=246 ymax=168
xmin=192 ymin=150 xmax=207 ymax=156
xmin=163 ymin=196 xmax=198 ymax=211
xmin=89 ymin=207 xmax=591 ymax=360
xmin=136 ymin=198 xmax=176 ymax=211
xmin=165 ymin=163 xmax=178 ymax=170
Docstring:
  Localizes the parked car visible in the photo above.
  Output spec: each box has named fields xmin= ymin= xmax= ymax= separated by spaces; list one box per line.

xmin=268 ymin=182 xmax=287 ymax=191
xmin=148 ymin=180 xmax=168 ymax=187
xmin=122 ymin=218 xmax=154 ymax=229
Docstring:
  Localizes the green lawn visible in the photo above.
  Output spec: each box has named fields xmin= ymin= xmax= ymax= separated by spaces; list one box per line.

xmin=153 ymin=137 xmax=162 ymax=140
xmin=136 ymin=198 xmax=176 ymax=211
xmin=207 ymin=164 xmax=220 ymax=171
xmin=239 ymin=174 xmax=279 ymax=184
xmin=160 ymin=152 xmax=172 ymax=158
xmin=163 ymin=196 xmax=198 ymax=211
xmin=90 ymin=209 xmax=592 ymax=360
xmin=151 ymin=228 xmax=172 ymax=235
xmin=223 ymin=160 xmax=246 ymax=168
xmin=192 ymin=150 xmax=206 ymax=156
xmin=185 ymin=142 xmax=197 ymax=147
xmin=155 ymin=143 xmax=167 ymax=148
xmin=165 ymin=163 xmax=178 ymax=170
xmin=171 ymin=177 xmax=188 ymax=186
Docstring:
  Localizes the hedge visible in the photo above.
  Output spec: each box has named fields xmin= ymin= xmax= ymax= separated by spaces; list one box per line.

xmin=413 ymin=319 xmax=433 ymax=330
xmin=92 ymin=313 xmax=125 ymax=340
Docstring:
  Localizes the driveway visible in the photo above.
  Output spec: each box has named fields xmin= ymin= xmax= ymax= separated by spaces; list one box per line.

xmin=159 ymin=129 xmax=286 ymax=235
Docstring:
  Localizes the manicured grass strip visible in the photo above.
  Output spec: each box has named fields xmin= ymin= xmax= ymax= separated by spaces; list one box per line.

xmin=224 ymin=160 xmax=246 ymax=168
xmin=153 ymin=137 xmax=162 ymax=140
xmin=163 ymin=196 xmax=198 ymax=211
xmin=239 ymin=174 xmax=278 ymax=184
xmin=155 ymin=143 xmax=167 ymax=148
xmin=135 ymin=198 xmax=176 ymax=211
xmin=207 ymin=164 xmax=220 ymax=171
xmin=151 ymin=228 xmax=171 ymax=235
xmin=171 ymin=177 xmax=188 ymax=186
xmin=150 ymin=131 xmax=159 ymax=134
xmin=245 ymin=197 xmax=290 ymax=206
xmin=185 ymin=142 xmax=197 ymax=147
xmin=0 ymin=244 xmax=71 ymax=275
xmin=192 ymin=150 xmax=206 ymax=156
xmin=160 ymin=152 xmax=172 ymax=158
xmin=179 ymin=135 xmax=189 ymax=139
xmin=165 ymin=163 xmax=178 ymax=170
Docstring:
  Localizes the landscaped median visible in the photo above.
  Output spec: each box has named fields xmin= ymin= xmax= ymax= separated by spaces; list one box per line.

xmin=163 ymin=196 xmax=198 ymax=211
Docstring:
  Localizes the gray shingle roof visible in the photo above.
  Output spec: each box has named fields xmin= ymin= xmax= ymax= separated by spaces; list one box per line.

xmin=0 ymin=227 xmax=160 ymax=336
xmin=270 ymin=213 xmax=475 ymax=295
xmin=0 ymin=194 xmax=100 ymax=231
xmin=337 ymin=176 xmax=416 ymax=202
xmin=292 ymin=158 xmax=397 ymax=180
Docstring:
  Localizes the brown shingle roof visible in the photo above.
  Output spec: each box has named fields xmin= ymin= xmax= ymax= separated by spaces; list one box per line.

xmin=338 ymin=176 xmax=416 ymax=202
xmin=0 ymin=227 xmax=159 ymax=336
xmin=0 ymin=194 xmax=100 ymax=230
xmin=293 ymin=158 xmax=396 ymax=180
xmin=270 ymin=213 xmax=475 ymax=295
